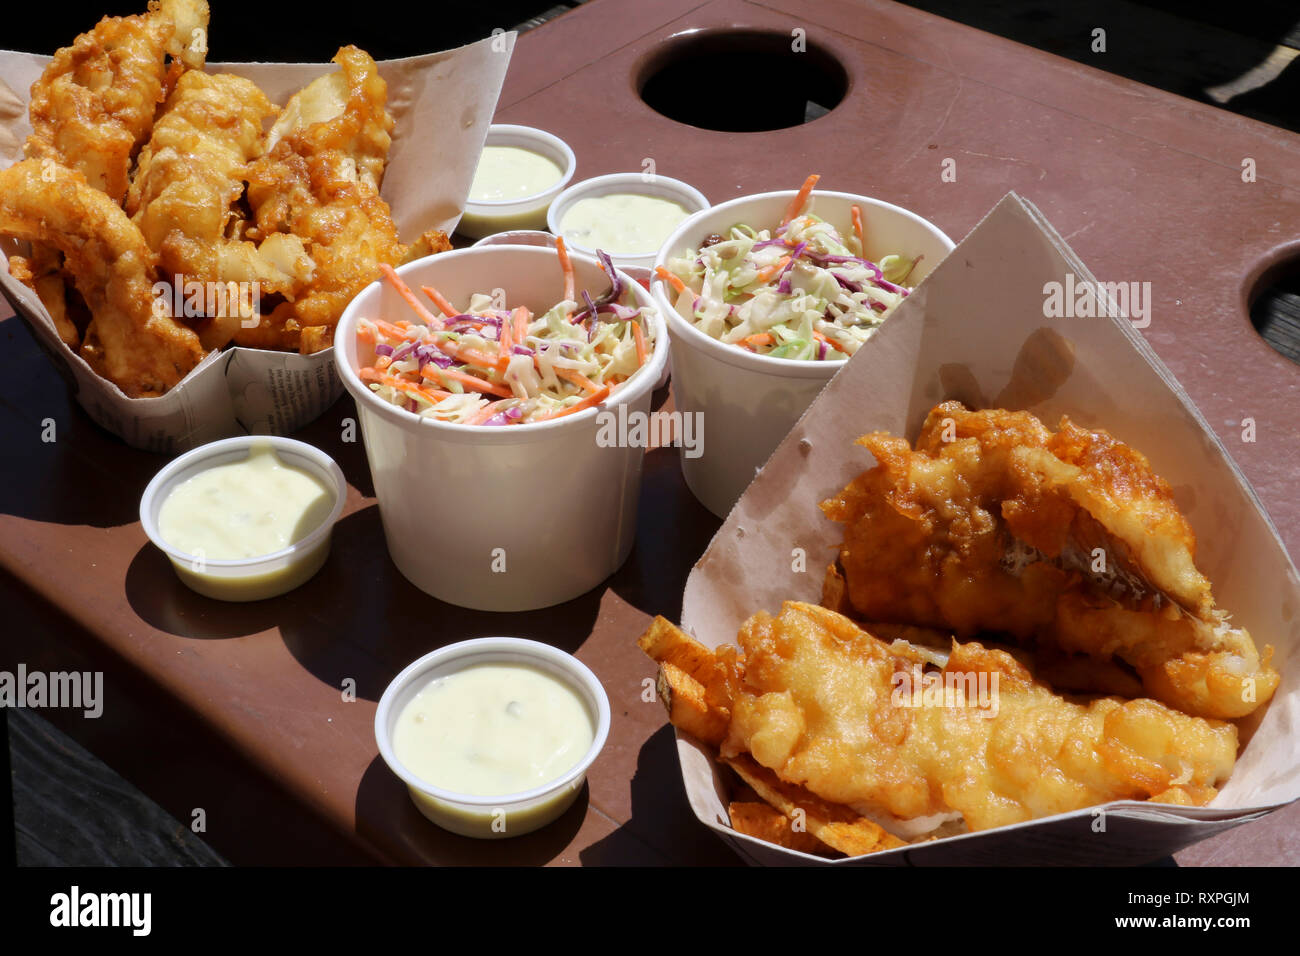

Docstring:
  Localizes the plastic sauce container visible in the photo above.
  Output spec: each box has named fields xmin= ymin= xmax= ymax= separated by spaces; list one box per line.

xmin=458 ymin=125 xmax=576 ymax=239
xmin=548 ymin=173 xmax=708 ymax=272
xmin=139 ymin=436 xmax=346 ymax=601
xmin=375 ymin=638 xmax=611 ymax=838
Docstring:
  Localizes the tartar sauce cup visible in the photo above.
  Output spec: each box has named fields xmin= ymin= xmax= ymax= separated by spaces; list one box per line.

xmin=548 ymin=172 xmax=709 ymax=273
xmin=375 ymin=638 xmax=611 ymax=839
xmin=651 ymin=190 xmax=955 ymax=518
xmin=139 ymin=436 xmax=347 ymax=601
xmin=458 ymin=125 xmax=577 ymax=238
xmin=335 ymin=244 xmax=669 ymax=612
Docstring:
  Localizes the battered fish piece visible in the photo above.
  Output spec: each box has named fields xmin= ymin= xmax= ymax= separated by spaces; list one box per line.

xmin=822 ymin=402 xmax=1278 ymax=719
xmin=126 ymin=70 xmax=311 ymax=350
xmin=242 ymin=46 xmax=448 ymax=354
xmin=0 ymin=160 xmax=204 ymax=396
xmin=720 ymin=602 xmax=1238 ymax=835
xmin=25 ymin=0 xmax=210 ymax=202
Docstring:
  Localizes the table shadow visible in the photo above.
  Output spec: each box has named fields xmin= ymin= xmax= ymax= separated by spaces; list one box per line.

xmin=353 ymin=754 xmax=588 ymax=866
xmin=579 ymin=723 xmax=742 ymax=867
xmin=127 ymin=505 xmax=606 ymax=701
xmin=603 ymin=446 xmax=721 ymax=624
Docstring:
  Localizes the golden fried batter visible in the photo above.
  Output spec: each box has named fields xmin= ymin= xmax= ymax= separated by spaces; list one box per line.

xmin=719 ymin=603 xmax=1238 ymax=834
xmin=0 ymin=160 xmax=203 ymax=396
xmin=821 ymin=402 xmax=1278 ymax=719
xmin=125 ymin=70 xmax=311 ymax=350
xmin=242 ymin=46 xmax=445 ymax=354
xmin=24 ymin=0 xmax=210 ymax=202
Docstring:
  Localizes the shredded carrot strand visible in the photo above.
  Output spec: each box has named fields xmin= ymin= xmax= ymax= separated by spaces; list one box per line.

xmin=755 ymin=255 xmax=792 ymax=284
xmin=556 ymin=366 xmax=602 ymax=395
xmin=555 ymin=236 xmax=575 ymax=319
xmin=655 ymin=266 xmax=686 ymax=294
xmin=781 ymin=174 xmax=820 ymax=226
xmin=535 ymin=385 xmax=611 ymax=422
xmin=421 ymin=364 xmax=512 ymax=398
xmin=632 ymin=319 xmax=648 ymax=367
xmin=466 ymin=399 xmax=515 ymax=425
xmin=513 ymin=306 xmax=530 ymax=345
xmin=420 ymin=283 xmax=459 ymax=319
xmin=379 ymin=264 xmax=445 ymax=330
xmin=814 ymin=330 xmax=851 ymax=355
xmin=851 ymin=204 xmax=865 ymax=253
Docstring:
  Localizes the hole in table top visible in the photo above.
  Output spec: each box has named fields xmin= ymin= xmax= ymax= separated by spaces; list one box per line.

xmin=636 ymin=29 xmax=849 ymax=132
xmin=1248 ymin=252 xmax=1300 ymax=365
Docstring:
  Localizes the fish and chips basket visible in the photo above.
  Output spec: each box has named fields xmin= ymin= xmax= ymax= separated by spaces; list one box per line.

xmin=670 ymin=194 xmax=1300 ymax=865
xmin=0 ymin=35 xmax=513 ymax=453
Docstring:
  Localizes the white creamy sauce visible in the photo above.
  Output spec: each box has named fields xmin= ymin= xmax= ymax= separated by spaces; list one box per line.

xmin=157 ymin=443 xmax=333 ymax=560
xmin=559 ymin=193 xmax=690 ymax=255
xmin=393 ymin=663 xmax=595 ymax=797
xmin=469 ymin=146 xmax=564 ymax=201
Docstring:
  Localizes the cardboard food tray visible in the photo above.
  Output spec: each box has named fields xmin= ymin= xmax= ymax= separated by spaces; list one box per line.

xmin=0 ymin=34 xmax=513 ymax=453
xmin=676 ymin=193 xmax=1300 ymax=865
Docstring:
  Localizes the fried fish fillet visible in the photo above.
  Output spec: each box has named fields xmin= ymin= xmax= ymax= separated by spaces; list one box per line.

xmin=24 ymin=0 xmax=210 ymax=202
xmin=242 ymin=46 xmax=450 ymax=354
xmin=125 ymin=70 xmax=312 ymax=350
xmin=821 ymin=402 xmax=1278 ymax=719
xmin=719 ymin=602 xmax=1237 ymax=835
xmin=0 ymin=160 xmax=203 ymax=396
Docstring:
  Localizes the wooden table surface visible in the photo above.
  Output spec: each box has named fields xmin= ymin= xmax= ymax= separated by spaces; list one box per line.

xmin=2 ymin=0 xmax=1298 ymax=865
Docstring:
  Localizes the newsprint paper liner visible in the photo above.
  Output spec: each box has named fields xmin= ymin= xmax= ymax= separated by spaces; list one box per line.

xmin=677 ymin=193 xmax=1300 ymax=865
xmin=0 ymin=34 xmax=513 ymax=453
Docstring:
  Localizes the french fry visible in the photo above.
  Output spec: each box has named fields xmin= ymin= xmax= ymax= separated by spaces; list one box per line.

xmin=656 ymin=662 xmax=729 ymax=746
xmin=724 ymin=753 xmax=906 ymax=857
xmin=728 ymin=801 xmax=833 ymax=856
xmin=638 ymin=616 xmax=724 ymax=685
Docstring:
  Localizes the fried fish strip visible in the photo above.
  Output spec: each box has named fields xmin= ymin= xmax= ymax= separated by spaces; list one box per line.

xmin=24 ymin=0 xmax=210 ymax=202
xmin=0 ymin=160 xmax=203 ymax=396
xmin=125 ymin=70 xmax=309 ymax=350
xmin=721 ymin=602 xmax=1238 ymax=834
xmin=243 ymin=46 xmax=449 ymax=353
xmin=822 ymin=402 xmax=1278 ymax=718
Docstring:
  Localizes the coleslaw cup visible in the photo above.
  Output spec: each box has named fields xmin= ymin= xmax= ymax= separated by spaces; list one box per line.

xmin=335 ymin=245 xmax=669 ymax=611
xmin=651 ymin=190 xmax=954 ymax=517
xmin=375 ymin=637 xmax=611 ymax=838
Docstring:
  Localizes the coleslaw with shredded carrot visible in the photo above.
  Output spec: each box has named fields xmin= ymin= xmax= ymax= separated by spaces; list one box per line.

xmin=659 ymin=174 xmax=920 ymax=361
xmin=356 ymin=240 xmax=655 ymax=425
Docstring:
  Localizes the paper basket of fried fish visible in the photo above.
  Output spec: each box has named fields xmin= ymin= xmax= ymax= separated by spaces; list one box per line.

xmin=640 ymin=193 xmax=1299 ymax=864
xmin=0 ymin=1 xmax=511 ymax=451
xmin=639 ymin=401 xmax=1281 ymax=860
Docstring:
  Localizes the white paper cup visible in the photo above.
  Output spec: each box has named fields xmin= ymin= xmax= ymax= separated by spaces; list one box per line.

xmin=335 ymin=246 xmax=669 ymax=611
xmin=651 ymin=190 xmax=954 ymax=518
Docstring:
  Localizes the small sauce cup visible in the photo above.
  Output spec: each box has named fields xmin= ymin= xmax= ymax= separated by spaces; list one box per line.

xmin=547 ymin=172 xmax=709 ymax=273
xmin=458 ymin=125 xmax=577 ymax=238
xmin=139 ymin=436 xmax=347 ymax=601
xmin=375 ymin=638 xmax=611 ymax=839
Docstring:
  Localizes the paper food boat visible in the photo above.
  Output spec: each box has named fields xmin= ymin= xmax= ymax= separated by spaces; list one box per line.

xmin=676 ymin=194 xmax=1300 ymax=865
xmin=0 ymin=35 xmax=513 ymax=453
